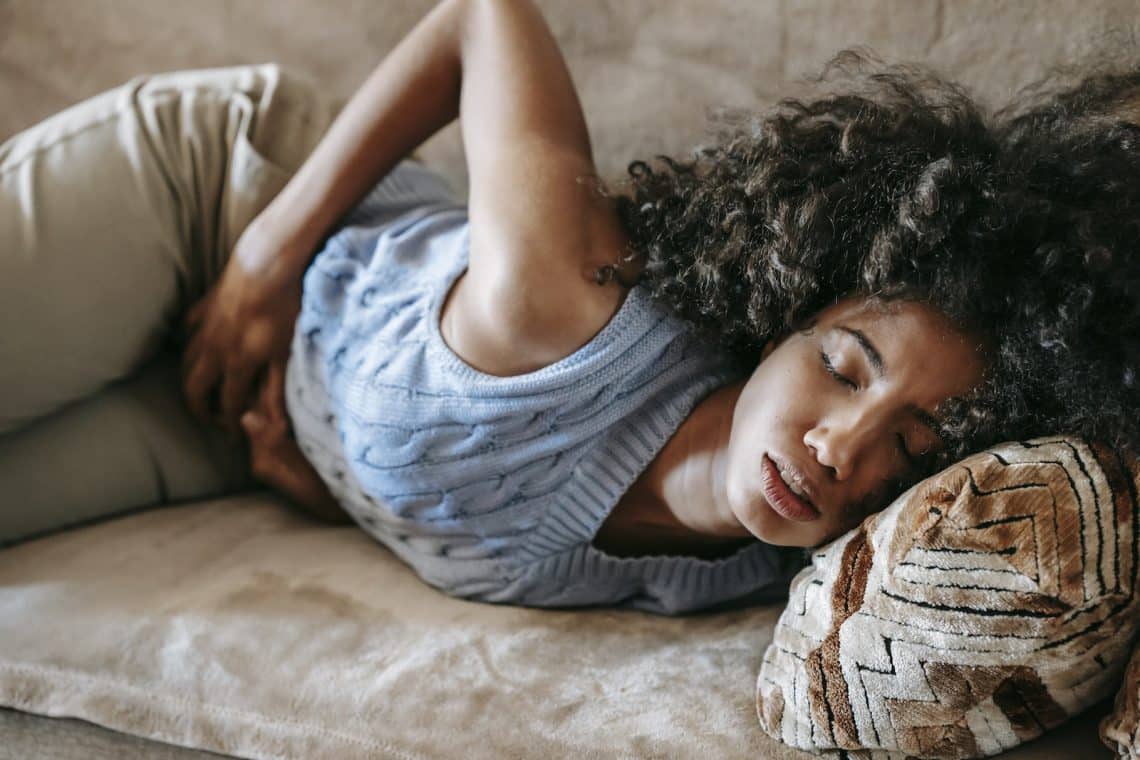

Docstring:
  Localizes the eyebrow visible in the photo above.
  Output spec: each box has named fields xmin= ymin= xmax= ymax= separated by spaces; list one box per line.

xmin=835 ymin=323 xmax=945 ymax=439
xmin=836 ymin=326 xmax=885 ymax=377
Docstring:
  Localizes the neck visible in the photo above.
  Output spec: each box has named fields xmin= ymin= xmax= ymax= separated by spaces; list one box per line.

xmin=634 ymin=378 xmax=751 ymax=540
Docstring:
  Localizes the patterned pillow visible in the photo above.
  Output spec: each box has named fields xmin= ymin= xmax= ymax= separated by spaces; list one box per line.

xmin=756 ymin=437 xmax=1140 ymax=759
xmin=1101 ymin=644 xmax=1140 ymax=757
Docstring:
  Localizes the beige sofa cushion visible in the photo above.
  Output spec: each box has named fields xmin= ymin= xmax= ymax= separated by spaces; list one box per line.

xmin=757 ymin=438 xmax=1140 ymax=759
xmin=0 ymin=495 xmax=820 ymax=760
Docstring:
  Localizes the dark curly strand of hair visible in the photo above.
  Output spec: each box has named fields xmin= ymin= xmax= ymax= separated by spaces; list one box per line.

xmin=604 ymin=48 xmax=1140 ymax=486
xmin=963 ymin=62 xmax=1140 ymax=458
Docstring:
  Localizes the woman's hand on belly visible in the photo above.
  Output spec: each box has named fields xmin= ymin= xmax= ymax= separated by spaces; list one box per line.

xmin=239 ymin=360 xmax=353 ymax=525
xmin=179 ymin=216 xmax=311 ymax=440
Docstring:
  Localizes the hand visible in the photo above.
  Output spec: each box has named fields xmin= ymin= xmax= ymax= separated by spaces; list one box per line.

xmin=239 ymin=360 xmax=352 ymax=524
xmin=180 ymin=215 xmax=310 ymax=439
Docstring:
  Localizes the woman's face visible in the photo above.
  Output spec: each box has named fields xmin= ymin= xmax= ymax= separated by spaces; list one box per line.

xmin=724 ymin=296 xmax=986 ymax=548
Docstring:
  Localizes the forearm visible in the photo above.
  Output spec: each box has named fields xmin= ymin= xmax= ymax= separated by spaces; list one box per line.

xmin=261 ymin=0 xmax=467 ymax=268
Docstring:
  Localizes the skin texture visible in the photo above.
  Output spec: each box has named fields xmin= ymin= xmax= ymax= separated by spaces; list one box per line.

xmin=631 ymin=296 xmax=987 ymax=549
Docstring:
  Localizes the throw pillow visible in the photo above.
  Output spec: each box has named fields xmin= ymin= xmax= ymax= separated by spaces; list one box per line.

xmin=756 ymin=437 xmax=1140 ymax=759
xmin=1101 ymin=643 xmax=1140 ymax=758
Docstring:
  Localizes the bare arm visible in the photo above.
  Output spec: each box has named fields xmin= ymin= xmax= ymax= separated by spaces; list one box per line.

xmin=264 ymin=0 xmax=620 ymax=328
xmin=455 ymin=0 xmax=629 ymax=366
xmin=196 ymin=0 xmax=618 ymax=439
xmin=181 ymin=0 xmax=472 ymax=432
xmin=257 ymin=0 xmax=466 ymax=267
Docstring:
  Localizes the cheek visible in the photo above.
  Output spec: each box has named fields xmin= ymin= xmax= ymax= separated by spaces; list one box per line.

xmin=731 ymin=391 xmax=797 ymax=464
xmin=723 ymin=442 xmax=755 ymax=511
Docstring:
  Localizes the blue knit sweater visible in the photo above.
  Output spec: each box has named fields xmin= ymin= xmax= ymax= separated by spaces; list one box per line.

xmin=284 ymin=162 xmax=804 ymax=615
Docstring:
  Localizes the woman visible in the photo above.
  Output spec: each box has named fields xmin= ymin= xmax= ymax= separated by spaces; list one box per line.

xmin=0 ymin=0 xmax=1135 ymax=613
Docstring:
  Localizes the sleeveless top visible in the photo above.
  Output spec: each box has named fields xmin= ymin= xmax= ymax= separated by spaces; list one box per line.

xmin=284 ymin=161 xmax=806 ymax=615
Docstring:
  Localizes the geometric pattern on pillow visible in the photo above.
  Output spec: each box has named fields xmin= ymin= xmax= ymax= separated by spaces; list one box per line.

xmin=1101 ymin=643 xmax=1140 ymax=758
xmin=756 ymin=437 xmax=1140 ymax=759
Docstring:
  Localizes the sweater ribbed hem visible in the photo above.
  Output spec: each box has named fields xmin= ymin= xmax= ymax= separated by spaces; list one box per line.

xmin=509 ymin=540 xmax=797 ymax=615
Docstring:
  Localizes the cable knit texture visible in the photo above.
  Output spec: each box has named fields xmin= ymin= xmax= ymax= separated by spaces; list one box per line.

xmin=284 ymin=162 xmax=804 ymax=614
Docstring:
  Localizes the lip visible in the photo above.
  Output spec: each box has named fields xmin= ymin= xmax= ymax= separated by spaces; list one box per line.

xmin=760 ymin=454 xmax=822 ymax=522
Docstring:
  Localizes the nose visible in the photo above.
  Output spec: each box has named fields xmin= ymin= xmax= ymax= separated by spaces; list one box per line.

xmin=803 ymin=405 xmax=887 ymax=481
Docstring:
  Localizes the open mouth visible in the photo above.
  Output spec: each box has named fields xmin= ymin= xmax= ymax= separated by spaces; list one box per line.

xmin=761 ymin=454 xmax=821 ymax=522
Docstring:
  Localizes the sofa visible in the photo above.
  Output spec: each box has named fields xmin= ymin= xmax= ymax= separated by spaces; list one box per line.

xmin=1 ymin=1 xmax=1134 ymax=758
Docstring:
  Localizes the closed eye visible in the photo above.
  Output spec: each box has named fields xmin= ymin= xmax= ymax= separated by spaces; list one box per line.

xmin=820 ymin=351 xmax=857 ymax=390
xmin=896 ymin=433 xmax=918 ymax=468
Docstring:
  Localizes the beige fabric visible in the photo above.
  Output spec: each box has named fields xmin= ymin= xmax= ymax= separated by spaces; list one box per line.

xmin=0 ymin=63 xmax=342 ymax=544
xmin=0 ymin=493 xmax=1114 ymax=760
xmin=0 ymin=495 xmax=801 ymax=760
xmin=0 ymin=62 xmax=338 ymax=438
xmin=5 ymin=1 xmax=1140 ymax=199
xmin=757 ymin=438 xmax=1140 ymax=758
xmin=4 ymin=1 xmax=1139 ymax=758
xmin=1102 ymin=646 xmax=1140 ymax=758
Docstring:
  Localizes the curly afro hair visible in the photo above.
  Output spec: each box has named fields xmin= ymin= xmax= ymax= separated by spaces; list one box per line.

xmin=602 ymin=48 xmax=1140 ymax=481
xmin=971 ymin=61 xmax=1140 ymax=461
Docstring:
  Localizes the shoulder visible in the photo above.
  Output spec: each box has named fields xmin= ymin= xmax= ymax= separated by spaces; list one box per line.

xmin=439 ymin=253 xmax=639 ymax=377
xmin=438 ymin=179 xmax=648 ymax=377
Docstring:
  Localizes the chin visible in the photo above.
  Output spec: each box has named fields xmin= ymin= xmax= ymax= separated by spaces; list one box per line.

xmin=730 ymin=493 xmax=826 ymax=548
xmin=730 ymin=494 xmax=785 ymax=544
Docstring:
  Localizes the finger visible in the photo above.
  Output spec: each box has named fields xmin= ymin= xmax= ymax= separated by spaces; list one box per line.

xmin=244 ymin=399 xmax=287 ymax=444
xmin=182 ymin=294 xmax=209 ymax=331
xmin=259 ymin=443 xmax=321 ymax=501
xmin=242 ymin=412 xmax=298 ymax=488
xmin=263 ymin=361 xmax=287 ymax=423
xmin=180 ymin=328 xmax=215 ymax=394
xmin=220 ymin=362 xmax=258 ymax=436
xmin=241 ymin=411 xmax=273 ymax=477
xmin=182 ymin=353 xmax=222 ymax=426
xmin=241 ymin=409 xmax=266 ymax=437
xmin=179 ymin=329 xmax=201 ymax=378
